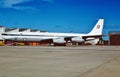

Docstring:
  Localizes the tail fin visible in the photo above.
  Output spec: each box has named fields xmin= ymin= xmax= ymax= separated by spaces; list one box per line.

xmin=88 ymin=19 xmax=104 ymax=35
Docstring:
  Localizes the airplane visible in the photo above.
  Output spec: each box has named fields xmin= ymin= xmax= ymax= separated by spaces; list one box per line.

xmin=1 ymin=19 xmax=104 ymax=45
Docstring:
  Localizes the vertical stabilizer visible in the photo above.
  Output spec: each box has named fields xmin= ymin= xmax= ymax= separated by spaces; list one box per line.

xmin=88 ymin=19 xmax=104 ymax=35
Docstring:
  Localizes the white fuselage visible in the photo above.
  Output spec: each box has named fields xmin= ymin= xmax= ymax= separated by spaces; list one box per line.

xmin=2 ymin=32 xmax=86 ymax=42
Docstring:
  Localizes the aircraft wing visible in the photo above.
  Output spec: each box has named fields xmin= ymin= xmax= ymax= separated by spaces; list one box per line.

xmin=40 ymin=36 xmax=76 ymax=43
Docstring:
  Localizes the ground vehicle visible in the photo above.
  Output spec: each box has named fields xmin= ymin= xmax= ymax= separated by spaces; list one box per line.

xmin=0 ymin=40 xmax=4 ymax=46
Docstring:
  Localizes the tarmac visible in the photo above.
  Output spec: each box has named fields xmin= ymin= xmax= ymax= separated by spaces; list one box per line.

xmin=0 ymin=46 xmax=120 ymax=77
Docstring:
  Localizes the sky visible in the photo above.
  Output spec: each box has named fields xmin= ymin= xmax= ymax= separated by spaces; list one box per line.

xmin=0 ymin=0 xmax=120 ymax=37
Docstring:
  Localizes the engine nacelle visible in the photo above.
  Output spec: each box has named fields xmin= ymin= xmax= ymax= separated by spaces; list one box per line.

xmin=85 ymin=38 xmax=99 ymax=45
xmin=53 ymin=38 xmax=66 ymax=43
xmin=71 ymin=37 xmax=84 ymax=42
xmin=86 ymin=38 xmax=95 ymax=41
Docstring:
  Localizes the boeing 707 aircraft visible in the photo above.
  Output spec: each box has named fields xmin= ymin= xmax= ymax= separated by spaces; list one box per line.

xmin=2 ymin=19 xmax=104 ymax=45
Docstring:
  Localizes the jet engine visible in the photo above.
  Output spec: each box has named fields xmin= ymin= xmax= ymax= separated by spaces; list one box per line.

xmin=71 ymin=37 xmax=84 ymax=42
xmin=53 ymin=38 xmax=66 ymax=43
